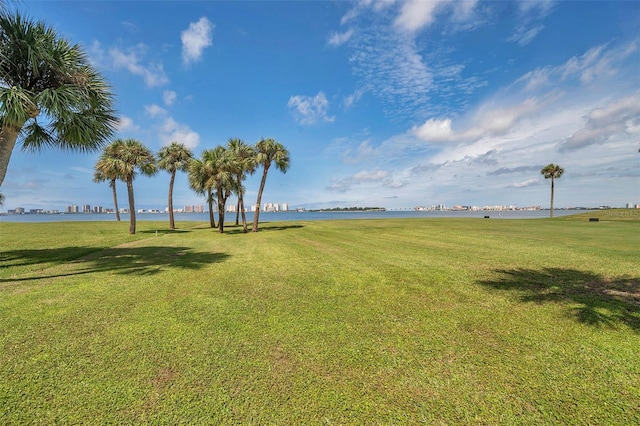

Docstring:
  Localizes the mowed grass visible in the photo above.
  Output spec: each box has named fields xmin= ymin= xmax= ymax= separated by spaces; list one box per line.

xmin=0 ymin=213 xmax=639 ymax=424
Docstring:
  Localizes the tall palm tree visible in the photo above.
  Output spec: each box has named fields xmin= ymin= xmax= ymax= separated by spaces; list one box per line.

xmin=158 ymin=142 xmax=193 ymax=230
xmin=188 ymin=157 xmax=216 ymax=229
xmin=227 ymin=138 xmax=256 ymax=233
xmin=252 ymin=138 xmax=290 ymax=232
xmin=0 ymin=12 xmax=117 ymax=188
xmin=541 ymin=163 xmax=565 ymax=218
xmin=102 ymin=139 xmax=157 ymax=234
xmin=93 ymin=148 xmax=122 ymax=222
xmin=202 ymin=146 xmax=235 ymax=233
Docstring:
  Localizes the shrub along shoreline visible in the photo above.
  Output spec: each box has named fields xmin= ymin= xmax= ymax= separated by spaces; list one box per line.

xmin=1 ymin=216 xmax=638 ymax=423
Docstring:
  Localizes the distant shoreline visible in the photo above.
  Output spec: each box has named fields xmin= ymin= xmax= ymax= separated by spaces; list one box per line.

xmin=0 ymin=209 xmax=607 ymax=223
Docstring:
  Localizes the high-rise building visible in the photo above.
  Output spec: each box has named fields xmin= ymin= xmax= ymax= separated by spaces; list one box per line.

xmin=282 ymin=203 xmax=289 ymax=212
xmin=82 ymin=204 xmax=91 ymax=213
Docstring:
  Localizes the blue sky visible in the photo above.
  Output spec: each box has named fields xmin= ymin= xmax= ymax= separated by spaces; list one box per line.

xmin=2 ymin=0 xmax=639 ymax=211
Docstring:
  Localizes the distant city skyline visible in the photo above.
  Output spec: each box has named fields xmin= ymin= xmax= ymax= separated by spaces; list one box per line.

xmin=4 ymin=201 xmax=637 ymax=216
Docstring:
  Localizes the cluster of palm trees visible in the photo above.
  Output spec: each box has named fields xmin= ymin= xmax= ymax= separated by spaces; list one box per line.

xmin=94 ymin=137 xmax=289 ymax=235
xmin=0 ymin=9 xmax=289 ymax=232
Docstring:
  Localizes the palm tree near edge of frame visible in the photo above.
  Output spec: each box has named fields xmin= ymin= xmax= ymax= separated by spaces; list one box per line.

xmin=0 ymin=11 xmax=117 ymax=188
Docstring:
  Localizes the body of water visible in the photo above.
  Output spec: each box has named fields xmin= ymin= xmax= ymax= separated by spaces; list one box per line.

xmin=0 ymin=209 xmax=593 ymax=223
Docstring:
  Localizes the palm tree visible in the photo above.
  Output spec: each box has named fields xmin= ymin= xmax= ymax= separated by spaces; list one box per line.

xmin=541 ymin=163 xmax=565 ymax=218
xmin=102 ymin=139 xmax=157 ymax=234
xmin=158 ymin=142 xmax=193 ymax=230
xmin=202 ymin=146 xmax=235 ymax=233
xmin=188 ymin=157 xmax=216 ymax=229
xmin=0 ymin=11 xmax=117 ymax=188
xmin=252 ymin=138 xmax=290 ymax=232
xmin=93 ymin=148 xmax=122 ymax=221
xmin=227 ymin=138 xmax=256 ymax=233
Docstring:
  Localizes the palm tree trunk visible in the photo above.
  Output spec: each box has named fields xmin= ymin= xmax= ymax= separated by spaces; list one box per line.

xmin=550 ymin=177 xmax=555 ymax=218
xmin=207 ymin=188 xmax=216 ymax=228
xmin=110 ymin=179 xmax=121 ymax=221
xmin=218 ymin=207 xmax=226 ymax=233
xmin=168 ymin=171 xmax=176 ymax=230
xmin=235 ymin=197 xmax=240 ymax=226
xmin=127 ymin=178 xmax=136 ymax=234
xmin=217 ymin=188 xmax=226 ymax=233
xmin=240 ymin=197 xmax=248 ymax=233
xmin=252 ymin=165 xmax=270 ymax=232
xmin=0 ymin=125 xmax=22 ymax=188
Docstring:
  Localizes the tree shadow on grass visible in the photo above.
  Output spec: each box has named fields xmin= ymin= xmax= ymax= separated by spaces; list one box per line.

xmin=223 ymin=223 xmax=304 ymax=235
xmin=0 ymin=246 xmax=229 ymax=283
xmin=138 ymin=229 xmax=191 ymax=235
xmin=254 ymin=223 xmax=304 ymax=232
xmin=479 ymin=268 xmax=640 ymax=332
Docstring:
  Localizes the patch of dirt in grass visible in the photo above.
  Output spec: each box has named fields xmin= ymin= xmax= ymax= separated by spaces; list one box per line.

xmin=152 ymin=366 xmax=177 ymax=389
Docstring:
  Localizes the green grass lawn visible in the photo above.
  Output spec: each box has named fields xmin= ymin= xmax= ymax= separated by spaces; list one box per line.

xmin=1 ymin=213 xmax=639 ymax=424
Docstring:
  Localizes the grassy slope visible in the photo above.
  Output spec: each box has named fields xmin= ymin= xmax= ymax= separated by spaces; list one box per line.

xmin=0 ymin=217 xmax=639 ymax=424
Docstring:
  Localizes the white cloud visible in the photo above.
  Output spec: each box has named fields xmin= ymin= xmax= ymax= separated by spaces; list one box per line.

xmin=288 ymin=92 xmax=335 ymax=125
xmin=340 ymin=8 xmax=359 ymax=26
xmin=117 ymin=115 xmax=140 ymax=133
xmin=412 ymin=118 xmax=454 ymax=142
xmin=327 ymin=168 xmax=390 ymax=193
xmin=508 ymin=25 xmax=545 ymax=47
xmin=328 ymin=29 xmax=354 ymax=47
xmin=159 ymin=117 xmax=200 ymax=149
xmin=349 ymin=30 xmax=434 ymax=118
xmin=337 ymin=138 xmax=379 ymax=164
xmin=508 ymin=0 xmax=556 ymax=46
xmin=560 ymin=93 xmax=640 ymax=151
xmin=394 ymin=0 xmax=448 ymax=33
xmin=69 ymin=167 xmax=93 ymax=175
xmin=509 ymin=177 xmax=541 ymax=188
xmin=352 ymin=169 xmax=389 ymax=181
xmin=343 ymin=89 xmax=365 ymax=109
xmin=163 ymin=90 xmax=177 ymax=106
xmin=342 ymin=7 xmax=485 ymax=120
xmin=181 ymin=17 xmax=214 ymax=66
xmin=143 ymin=104 xmax=200 ymax=149
xmin=412 ymin=98 xmax=542 ymax=143
xmin=475 ymin=98 xmax=541 ymax=135
xmin=452 ymin=0 xmax=480 ymax=23
xmin=144 ymin=104 xmax=168 ymax=117
xmin=107 ymin=44 xmax=169 ymax=87
xmin=517 ymin=41 xmax=638 ymax=92
xmin=340 ymin=0 xmax=396 ymax=26
xmin=393 ymin=0 xmax=479 ymax=33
